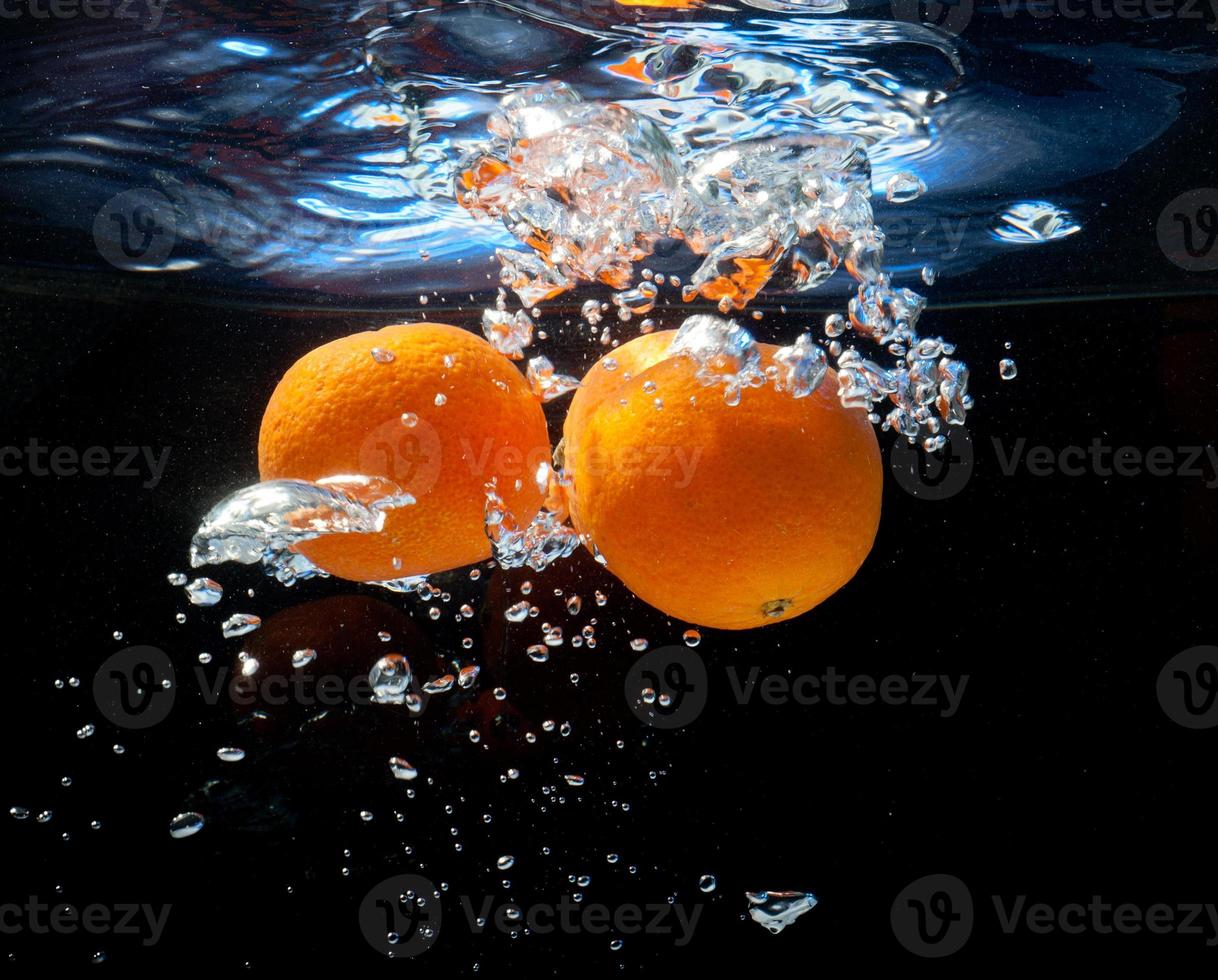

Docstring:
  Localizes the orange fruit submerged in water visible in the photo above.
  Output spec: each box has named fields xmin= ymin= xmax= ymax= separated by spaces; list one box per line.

xmin=563 ymin=330 xmax=882 ymax=630
xmin=259 ymin=322 xmax=551 ymax=581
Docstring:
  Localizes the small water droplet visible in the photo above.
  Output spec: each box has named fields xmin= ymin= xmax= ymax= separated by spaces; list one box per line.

xmin=220 ymin=613 xmax=261 ymax=639
xmin=885 ymin=172 xmax=926 ymax=204
xmin=185 ymin=577 xmax=223 ymax=606
xmin=169 ymin=812 xmax=205 ymax=839
xmin=369 ymin=654 xmax=412 ymax=704
xmin=389 ymin=757 xmax=418 ymax=781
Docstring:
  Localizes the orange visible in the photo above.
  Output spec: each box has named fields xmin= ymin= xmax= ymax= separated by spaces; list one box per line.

xmin=561 ymin=329 xmax=675 ymax=460
xmin=562 ymin=330 xmax=882 ymax=630
xmin=259 ymin=322 xmax=551 ymax=581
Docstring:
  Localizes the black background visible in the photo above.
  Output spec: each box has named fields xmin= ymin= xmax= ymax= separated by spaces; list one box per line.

xmin=3 ymin=290 xmax=1218 ymax=973
xmin=4 ymin=1 xmax=1218 ymax=974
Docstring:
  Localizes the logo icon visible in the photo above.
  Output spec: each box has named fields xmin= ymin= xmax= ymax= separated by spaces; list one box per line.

xmin=624 ymin=646 xmax=708 ymax=729
xmin=93 ymin=646 xmax=176 ymax=729
xmin=1157 ymin=189 xmax=1218 ymax=272
xmin=891 ymin=873 xmax=973 ymax=957
xmin=889 ymin=427 xmax=974 ymax=500
xmin=1157 ymin=645 xmax=1218 ymax=729
xmin=358 ymin=415 xmax=445 ymax=498
xmin=93 ymin=189 xmax=177 ymax=270
xmin=359 ymin=874 xmax=441 ymax=958
xmin=890 ymin=0 xmax=974 ymax=36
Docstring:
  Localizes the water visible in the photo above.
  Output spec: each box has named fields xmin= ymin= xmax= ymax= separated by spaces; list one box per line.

xmin=4 ymin=2 xmax=1218 ymax=975
xmin=2 ymin=3 xmax=1213 ymax=305
xmin=745 ymin=889 xmax=819 ymax=933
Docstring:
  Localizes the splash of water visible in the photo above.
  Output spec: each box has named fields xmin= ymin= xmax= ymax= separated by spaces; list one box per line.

xmin=745 ymin=889 xmax=819 ymax=934
xmin=189 ymin=475 xmax=413 ymax=585
xmin=484 ymin=466 xmax=580 ymax=573
xmin=458 ymin=82 xmax=971 ymax=442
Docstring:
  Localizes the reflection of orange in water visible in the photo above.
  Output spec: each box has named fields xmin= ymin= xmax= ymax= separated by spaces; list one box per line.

xmin=605 ymin=55 xmax=650 ymax=85
xmin=458 ymin=156 xmax=510 ymax=193
xmin=697 ymin=255 xmax=781 ymax=310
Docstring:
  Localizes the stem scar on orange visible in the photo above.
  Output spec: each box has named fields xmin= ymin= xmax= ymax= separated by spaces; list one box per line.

xmin=562 ymin=329 xmax=882 ymax=630
xmin=258 ymin=322 xmax=551 ymax=581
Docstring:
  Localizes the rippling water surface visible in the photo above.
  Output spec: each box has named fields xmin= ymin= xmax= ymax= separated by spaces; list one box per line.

xmin=1 ymin=2 xmax=1214 ymax=303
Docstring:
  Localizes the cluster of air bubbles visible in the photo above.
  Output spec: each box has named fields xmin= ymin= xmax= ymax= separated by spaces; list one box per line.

xmin=525 ymin=356 xmax=581 ymax=402
xmin=484 ymin=466 xmax=579 ymax=573
xmin=458 ymin=82 xmax=971 ymax=444
xmin=481 ymin=304 xmax=534 ymax=360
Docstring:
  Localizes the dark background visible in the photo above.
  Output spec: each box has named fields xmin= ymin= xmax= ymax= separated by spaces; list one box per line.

xmin=2 ymin=288 xmax=1218 ymax=972
xmin=4 ymin=0 xmax=1218 ymax=973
